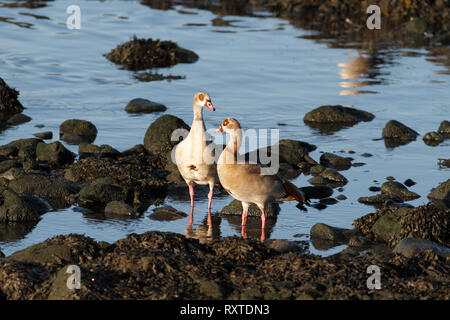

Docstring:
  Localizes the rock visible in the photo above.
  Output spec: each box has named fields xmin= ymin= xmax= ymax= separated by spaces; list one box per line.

xmin=382 ymin=120 xmax=419 ymax=140
xmin=8 ymin=173 xmax=79 ymax=209
xmin=47 ymin=265 xmax=80 ymax=300
xmin=78 ymin=177 xmax=127 ymax=209
xmin=381 ymin=181 xmax=420 ymax=201
xmin=369 ymin=186 xmax=381 ymax=192
xmin=348 ymin=235 xmax=370 ymax=247
xmin=336 ymin=194 xmax=347 ymax=200
xmin=105 ymin=36 xmax=199 ymax=71
xmin=319 ymin=152 xmax=351 ymax=170
xmin=1 ymin=138 xmax=42 ymax=160
xmin=438 ymin=120 xmax=450 ymax=136
xmin=33 ymin=131 xmax=53 ymax=140
xmin=264 ymin=239 xmax=304 ymax=253
xmin=371 ymin=209 xmax=407 ymax=243
xmin=299 ymin=185 xmax=333 ymax=199
xmin=105 ymin=201 xmax=136 ymax=217
xmin=319 ymin=198 xmax=338 ymax=205
xmin=427 ymin=179 xmax=450 ymax=209
xmin=198 ymin=280 xmax=223 ymax=298
xmin=438 ymin=158 xmax=450 ymax=168
xmin=0 ymin=160 xmax=21 ymax=173
xmin=406 ymin=17 xmax=428 ymax=34
xmin=423 ymin=131 xmax=444 ymax=146
xmin=143 ymin=114 xmax=190 ymax=157
xmin=0 ymin=77 xmax=24 ymax=116
xmin=125 ymin=98 xmax=167 ymax=113
xmin=277 ymin=139 xmax=316 ymax=153
xmin=6 ymin=113 xmax=31 ymax=125
xmin=78 ymin=143 xmax=120 ymax=159
xmin=310 ymin=223 xmax=353 ymax=243
xmin=36 ymin=142 xmax=75 ymax=167
xmin=310 ymin=165 xmax=325 ymax=175
xmin=148 ymin=205 xmax=187 ymax=221
xmin=0 ymin=189 xmax=41 ymax=222
xmin=221 ymin=199 xmax=280 ymax=217
xmin=361 ymin=153 xmax=373 ymax=157
xmin=304 ymin=105 xmax=374 ymax=124
xmin=393 ymin=238 xmax=450 ymax=258
xmin=59 ymin=119 xmax=98 ymax=144
xmin=358 ymin=194 xmax=404 ymax=204
xmin=404 ymin=179 xmax=416 ymax=187
xmin=309 ymin=168 xmax=347 ymax=187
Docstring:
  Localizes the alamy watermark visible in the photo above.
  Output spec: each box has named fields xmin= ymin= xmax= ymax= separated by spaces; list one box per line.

xmin=66 ymin=265 xmax=81 ymax=290
xmin=366 ymin=265 xmax=381 ymax=290
xmin=66 ymin=5 xmax=81 ymax=30
xmin=366 ymin=5 xmax=381 ymax=30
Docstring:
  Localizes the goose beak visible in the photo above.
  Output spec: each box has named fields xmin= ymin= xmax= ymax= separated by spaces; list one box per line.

xmin=205 ymin=100 xmax=215 ymax=111
xmin=215 ymin=126 xmax=223 ymax=133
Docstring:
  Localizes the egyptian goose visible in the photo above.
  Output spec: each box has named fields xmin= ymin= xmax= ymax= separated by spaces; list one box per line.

xmin=175 ymin=92 xmax=217 ymax=227
xmin=216 ymin=118 xmax=309 ymax=241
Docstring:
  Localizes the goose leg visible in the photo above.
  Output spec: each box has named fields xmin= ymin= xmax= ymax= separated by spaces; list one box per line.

xmin=207 ymin=185 xmax=213 ymax=227
xmin=188 ymin=184 xmax=194 ymax=227
xmin=241 ymin=202 xmax=249 ymax=226
xmin=260 ymin=208 xmax=267 ymax=242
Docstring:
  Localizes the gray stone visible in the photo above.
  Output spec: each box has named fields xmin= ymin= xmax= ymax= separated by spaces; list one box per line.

xmin=393 ymin=238 xmax=450 ymax=258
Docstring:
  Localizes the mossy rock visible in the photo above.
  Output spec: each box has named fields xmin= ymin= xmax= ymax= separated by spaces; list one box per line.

xmin=78 ymin=177 xmax=127 ymax=209
xmin=59 ymin=119 xmax=97 ymax=144
xmin=36 ymin=142 xmax=75 ymax=167
xmin=143 ymin=114 xmax=190 ymax=157
xmin=0 ymin=189 xmax=41 ymax=223
xmin=319 ymin=152 xmax=351 ymax=170
xmin=438 ymin=120 xmax=450 ymax=134
xmin=381 ymin=181 xmax=420 ymax=201
xmin=9 ymin=174 xmax=79 ymax=209
xmin=105 ymin=201 xmax=136 ymax=217
xmin=382 ymin=120 xmax=418 ymax=140
xmin=427 ymin=179 xmax=450 ymax=209
xmin=371 ymin=208 xmax=410 ymax=243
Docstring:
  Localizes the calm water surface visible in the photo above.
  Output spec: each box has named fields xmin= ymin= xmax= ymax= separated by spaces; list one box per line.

xmin=0 ymin=0 xmax=448 ymax=256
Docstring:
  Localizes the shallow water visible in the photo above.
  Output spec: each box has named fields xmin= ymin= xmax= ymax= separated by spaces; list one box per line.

xmin=0 ymin=0 xmax=448 ymax=256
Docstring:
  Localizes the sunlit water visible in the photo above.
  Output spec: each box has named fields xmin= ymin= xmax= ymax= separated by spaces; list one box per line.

xmin=0 ymin=0 xmax=448 ymax=256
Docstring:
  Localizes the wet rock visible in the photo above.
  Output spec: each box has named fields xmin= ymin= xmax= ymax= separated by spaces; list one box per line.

xmin=319 ymin=198 xmax=338 ymax=205
xmin=0 ymin=189 xmax=41 ymax=222
xmin=59 ymin=119 xmax=98 ymax=144
xmin=6 ymin=113 xmax=31 ymax=125
xmin=125 ymin=98 xmax=167 ymax=114
xmin=78 ymin=177 xmax=127 ymax=209
xmin=36 ymin=142 xmax=75 ymax=167
xmin=371 ymin=209 xmax=407 ymax=243
xmin=143 ymin=114 xmax=190 ymax=158
xmin=404 ymin=179 xmax=416 ymax=187
xmin=393 ymin=238 xmax=450 ymax=258
xmin=9 ymin=173 xmax=79 ymax=209
xmin=221 ymin=199 xmax=280 ymax=217
xmin=336 ymin=194 xmax=347 ymax=200
xmin=423 ymin=131 xmax=444 ymax=146
xmin=299 ymin=185 xmax=333 ymax=199
xmin=149 ymin=205 xmax=187 ymax=221
xmin=361 ymin=153 xmax=372 ymax=157
xmin=438 ymin=120 xmax=450 ymax=137
xmin=105 ymin=36 xmax=199 ymax=71
xmin=382 ymin=120 xmax=419 ymax=141
xmin=438 ymin=158 xmax=450 ymax=168
xmin=310 ymin=223 xmax=353 ymax=243
xmin=0 ymin=77 xmax=24 ymax=116
xmin=369 ymin=186 xmax=381 ymax=192
xmin=304 ymin=105 xmax=374 ymax=125
xmin=264 ymin=239 xmax=304 ymax=253
xmin=310 ymin=165 xmax=325 ymax=175
xmin=319 ymin=152 xmax=351 ymax=170
xmin=277 ymin=139 xmax=316 ymax=153
xmin=33 ymin=131 xmax=53 ymax=140
xmin=347 ymin=235 xmax=370 ymax=247
xmin=1 ymin=138 xmax=42 ymax=160
xmin=427 ymin=179 xmax=450 ymax=209
xmin=134 ymin=72 xmax=185 ymax=82
xmin=309 ymin=168 xmax=347 ymax=187
xmin=105 ymin=201 xmax=136 ymax=217
xmin=381 ymin=181 xmax=420 ymax=201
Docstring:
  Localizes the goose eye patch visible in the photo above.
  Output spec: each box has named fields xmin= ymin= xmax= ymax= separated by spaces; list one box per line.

xmin=223 ymin=119 xmax=229 ymax=126
xmin=199 ymin=93 xmax=204 ymax=101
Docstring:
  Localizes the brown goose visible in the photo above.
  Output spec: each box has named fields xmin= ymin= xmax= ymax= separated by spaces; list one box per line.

xmin=216 ymin=118 xmax=309 ymax=241
xmin=174 ymin=92 xmax=217 ymax=227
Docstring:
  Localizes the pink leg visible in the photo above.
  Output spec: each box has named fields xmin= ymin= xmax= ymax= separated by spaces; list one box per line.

xmin=260 ymin=209 xmax=267 ymax=242
xmin=188 ymin=184 xmax=194 ymax=227
xmin=241 ymin=209 xmax=248 ymax=226
xmin=207 ymin=188 xmax=213 ymax=227
xmin=241 ymin=225 xmax=248 ymax=239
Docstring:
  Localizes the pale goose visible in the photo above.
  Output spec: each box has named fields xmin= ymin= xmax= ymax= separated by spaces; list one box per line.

xmin=175 ymin=92 xmax=217 ymax=227
xmin=216 ymin=118 xmax=309 ymax=241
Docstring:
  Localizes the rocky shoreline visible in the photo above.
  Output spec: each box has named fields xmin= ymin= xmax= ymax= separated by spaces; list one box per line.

xmin=0 ymin=75 xmax=449 ymax=299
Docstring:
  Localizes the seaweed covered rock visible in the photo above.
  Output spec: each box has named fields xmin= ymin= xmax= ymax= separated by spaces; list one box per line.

xmin=380 ymin=181 xmax=420 ymax=201
xmin=393 ymin=238 xmax=450 ymax=258
xmin=105 ymin=201 xmax=136 ymax=217
xmin=59 ymin=119 xmax=98 ymax=144
xmin=320 ymin=152 xmax=352 ymax=170
xmin=438 ymin=120 xmax=450 ymax=138
xmin=353 ymin=203 xmax=449 ymax=247
xmin=125 ymin=98 xmax=167 ymax=114
xmin=0 ymin=189 xmax=41 ymax=222
xmin=78 ymin=143 xmax=120 ymax=159
xmin=0 ymin=77 xmax=24 ymax=119
xmin=36 ymin=141 xmax=75 ymax=167
xmin=143 ymin=114 xmax=190 ymax=159
xmin=105 ymin=36 xmax=199 ymax=71
xmin=423 ymin=131 xmax=444 ymax=146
